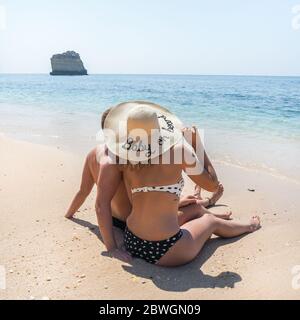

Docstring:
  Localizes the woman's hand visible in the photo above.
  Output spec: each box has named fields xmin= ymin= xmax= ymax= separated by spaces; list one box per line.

xmin=65 ymin=212 xmax=74 ymax=219
xmin=108 ymin=248 xmax=132 ymax=263
xmin=178 ymin=195 xmax=198 ymax=208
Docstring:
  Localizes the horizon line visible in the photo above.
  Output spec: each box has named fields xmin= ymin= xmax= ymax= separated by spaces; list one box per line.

xmin=1 ymin=72 xmax=300 ymax=78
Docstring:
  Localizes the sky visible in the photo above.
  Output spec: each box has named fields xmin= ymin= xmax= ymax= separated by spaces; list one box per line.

xmin=0 ymin=0 xmax=300 ymax=75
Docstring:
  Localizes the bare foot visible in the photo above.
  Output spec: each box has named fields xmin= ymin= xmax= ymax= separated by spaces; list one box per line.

xmin=213 ymin=210 xmax=232 ymax=220
xmin=209 ymin=183 xmax=224 ymax=206
xmin=248 ymin=216 xmax=261 ymax=232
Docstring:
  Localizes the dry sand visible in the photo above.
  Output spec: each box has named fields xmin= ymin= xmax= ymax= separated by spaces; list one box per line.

xmin=0 ymin=135 xmax=300 ymax=300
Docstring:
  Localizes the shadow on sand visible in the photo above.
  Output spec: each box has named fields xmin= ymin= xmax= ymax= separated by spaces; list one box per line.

xmin=71 ymin=217 xmax=103 ymax=240
xmin=122 ymin=236 xmax=243 ymax=291
xmin=70 ymin=217 xmax=243 ymax=292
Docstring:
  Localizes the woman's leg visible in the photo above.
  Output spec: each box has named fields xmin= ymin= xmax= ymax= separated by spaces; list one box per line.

xmin=65 ymin=155 xmax=95 ymax=218
xmin=177 ymin=202 xmax=232 ymax=226
xmin=212 ymin=216 xmax=260 ymax=238
xmin=157 ymin=214 xmax=260 ymax=267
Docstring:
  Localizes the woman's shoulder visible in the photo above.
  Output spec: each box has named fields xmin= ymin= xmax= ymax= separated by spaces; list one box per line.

xmin=94 ymin=144 xmax=105 ymax=164
xmin=94 ymin=144 xmax=119 ymax=167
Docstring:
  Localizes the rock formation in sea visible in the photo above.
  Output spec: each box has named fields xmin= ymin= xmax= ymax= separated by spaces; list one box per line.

xmin=50 ymin=51 xmax=88 ymax=76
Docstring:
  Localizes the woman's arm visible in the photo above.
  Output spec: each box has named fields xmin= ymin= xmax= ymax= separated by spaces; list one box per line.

xmin=95 ymin=158 xmax=131 ymax=261
xmin=65 ymin=153 xmax=94 ymax=218
xmin=182 ymin=126 xmax=218 ymax=182
xmin=179 ymin=141 xmax=219 ymax=192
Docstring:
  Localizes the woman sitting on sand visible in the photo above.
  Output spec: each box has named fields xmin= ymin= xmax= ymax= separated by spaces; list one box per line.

xmin=97 ymin=101 xmax=260 ymax=266
xmin=65 ymin=109 xmax=228 ymax=230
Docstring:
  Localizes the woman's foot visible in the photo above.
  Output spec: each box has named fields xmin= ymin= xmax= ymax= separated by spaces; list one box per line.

xmin=213 ymin=210 xmax=232 ymax=220
xmin=208 ymin=183 xmax=224 ymax=206
xmin=248 ymin=216 xmax=261 ymax=232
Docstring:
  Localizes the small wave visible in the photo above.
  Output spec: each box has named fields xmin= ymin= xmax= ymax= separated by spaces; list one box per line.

xmin=213 ymin=158 xmax=300 ymax=185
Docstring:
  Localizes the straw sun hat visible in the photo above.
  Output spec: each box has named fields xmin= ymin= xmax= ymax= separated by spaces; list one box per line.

xmin=103 ymin=101 xmax=183 ymax=163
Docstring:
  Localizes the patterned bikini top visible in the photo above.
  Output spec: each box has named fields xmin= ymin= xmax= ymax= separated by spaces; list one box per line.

xmin=131 ymin=178 xmax=185 ymax=198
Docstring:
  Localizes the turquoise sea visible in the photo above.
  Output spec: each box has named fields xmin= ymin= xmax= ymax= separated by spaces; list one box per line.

xmin=0 ymin=74 xmax=299 ymax=181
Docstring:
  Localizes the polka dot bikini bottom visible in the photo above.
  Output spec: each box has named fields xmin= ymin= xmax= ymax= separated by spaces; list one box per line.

xmin=124 ymin=227 xmax=183 ymax=264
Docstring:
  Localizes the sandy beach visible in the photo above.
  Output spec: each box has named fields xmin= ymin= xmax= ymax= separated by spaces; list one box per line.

xmin=0 ymin=134 xmax=299 ymax=300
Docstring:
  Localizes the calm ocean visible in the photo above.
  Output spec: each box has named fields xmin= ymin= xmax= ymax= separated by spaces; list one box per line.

xmin=0 ymin=74 xmax=299 ymax=181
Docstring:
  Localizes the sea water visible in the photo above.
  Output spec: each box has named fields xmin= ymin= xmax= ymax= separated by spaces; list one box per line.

xmin=0 ymin=74 xmax=299 ymax=182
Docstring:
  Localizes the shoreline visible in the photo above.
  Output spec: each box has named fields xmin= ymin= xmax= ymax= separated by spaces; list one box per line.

xmin=0 ymin=135 xmax=300 ymax=299
xmin=1 ymin=74 xmax=299 ymax=182
xmin=1 ymin=129 xmax=299 ymax=185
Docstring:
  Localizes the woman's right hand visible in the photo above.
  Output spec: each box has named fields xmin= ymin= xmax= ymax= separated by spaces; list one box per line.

xmin=108 ymin=248 xmax=132 ymax=263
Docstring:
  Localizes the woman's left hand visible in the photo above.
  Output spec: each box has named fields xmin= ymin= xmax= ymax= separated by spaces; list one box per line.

xmin=178 ymin=195 xmax=198 ymax=208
